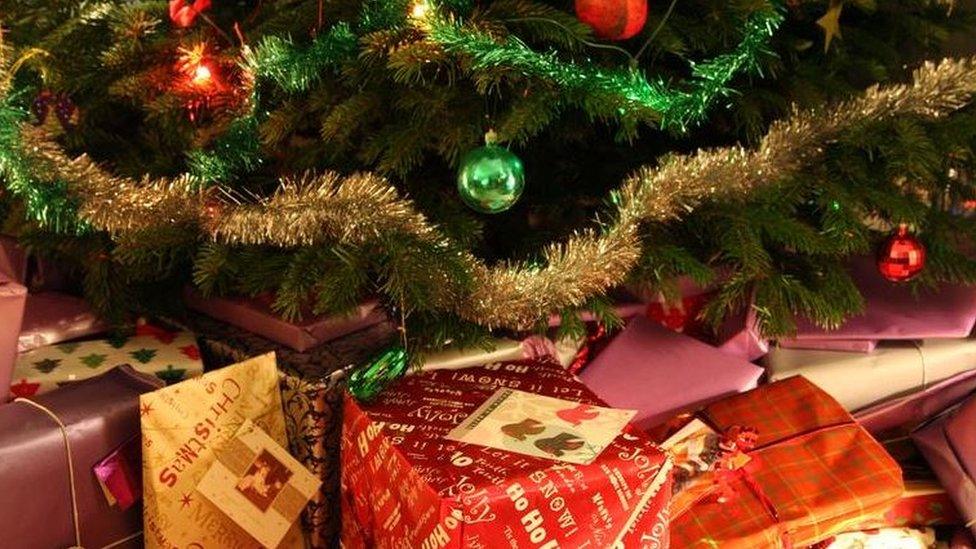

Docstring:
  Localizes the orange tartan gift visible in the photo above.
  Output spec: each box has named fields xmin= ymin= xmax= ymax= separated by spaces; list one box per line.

xmin=669 ymin=376 xmax=904 ymax=548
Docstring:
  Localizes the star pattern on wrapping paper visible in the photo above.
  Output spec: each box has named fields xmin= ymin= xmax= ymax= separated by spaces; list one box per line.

xmin=130 ymin=348 xmax=157 ymax=364
xmin=33 ymin=358 xmax=61 ymax=374
xmin=180 ymin=493 xmax=193 ymax=508
xmin=140 ymin=401 xmax=154 ymax=416
xmin=9 ymin=379 xmax=41 ymax=398
xmin=155 ymin=364 xmax=187 ymax=384
xmin=179 ymin=344 xmax=201 ymax=361
xmin=80 ymin=353 xmax=108 ymax=369
xmin=107 ymin=335 xmax=130 ymax=349
xmin=57 ymin=343 xmax=80 ymax=354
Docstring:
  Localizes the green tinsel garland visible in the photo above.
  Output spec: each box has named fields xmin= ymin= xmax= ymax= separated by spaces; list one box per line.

xmin=422 ymin=5 xmax=783 ymax=131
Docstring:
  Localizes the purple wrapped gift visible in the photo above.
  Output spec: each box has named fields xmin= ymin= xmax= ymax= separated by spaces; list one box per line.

xmin=579 ymin=315 xmax=764 ymax=431
xmin=782 ymin=257 xmax=976 ymax=346
xmin=0 ymin=273 xmax=27 ymax=402
xmin=185 ymin=289 xmax=387 ymax=352
xmin=0 ymin=365 xmax=162 ymax=548
xmin=715 ymin=302 xmax=769 ymax=361
xmin=17 ymin=292 xmax=108 ymax=353
xmin=855 ymin=368 xmax=976 ymax=437
xmin=912 ymin=394 xmax=976 ymax=536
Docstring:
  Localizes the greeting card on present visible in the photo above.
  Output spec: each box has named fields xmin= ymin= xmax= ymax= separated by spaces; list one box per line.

xmin=445 ymin=388 xmax=635 ymax=464
xmin=197 ymin=419 xmax=320 ymax=549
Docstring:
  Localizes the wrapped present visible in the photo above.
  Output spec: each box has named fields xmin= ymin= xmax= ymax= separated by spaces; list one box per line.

xmin=779 ymin=338 xmax=878 ymax=353
xmin=18 ymin=292 xmax=108 ymax=353
xmin=420 ymin=334 xmax=583 ymax=371
xmin=141 ymin=352 xmax=305 ymax=548
xmin=715 ymin=301 xmax=769 ymax=361
xmin=847 ymin=416 xmax=964 ymax=529
xmin=781 ymin=257 xmax=976 ymax=347
xmin=766 ymin=338 xmax=976 ymax=411
xmin=912 ymin=393 xmax=976 ymax=537
xmin=10 ymin=326 xmax=202 ymax=399
xmin=0 ymin=273 xmax=27 ymax=402
xmin=631 ymin=277 xmax=769 ymax=362
xmin=185 ymin=288 xmax=387 ymax=352
xmin=0 ymin=365 xmax=163 ymax=548
xmin=855 ymin=368 xmax=976 ymax=438
xmin=667 ymin=376 xmax=904 ymax=548
xmin=183 ymin=312 xmax=397 ymax=548
xmin=341 ymin=360 xmax=673 ymax=548
xmin=580 ymin=316 xmax=763 ymax=431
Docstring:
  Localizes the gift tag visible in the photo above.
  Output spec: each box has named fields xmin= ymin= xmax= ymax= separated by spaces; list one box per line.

xmin=196 ymin=419 xmax=321 ymax=548
xmin=446 ymin=388 xmax=635 ymax=465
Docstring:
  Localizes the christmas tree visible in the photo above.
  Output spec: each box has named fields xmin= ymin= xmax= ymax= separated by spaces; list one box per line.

xmin=1 ymin=0 xmax=976 ymax=354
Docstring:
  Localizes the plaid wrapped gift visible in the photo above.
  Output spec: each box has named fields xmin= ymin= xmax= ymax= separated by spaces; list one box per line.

xmin=670 ymin=376 xmax=904 ymax=548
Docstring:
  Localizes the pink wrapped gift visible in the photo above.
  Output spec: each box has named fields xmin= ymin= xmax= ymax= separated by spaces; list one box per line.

xmin=0 ymin=274 xmax=27 ymax=402
xmin=185 ymin=289 xmax=387 ymax=352
xmin=855 ymin=368 xmax=976 ymax=437
xmin=579 ymin=315 xmax=763 ymax=431
xmin=781 ymin=257 xmax=976 ymax=347
xmin=633 ymin=281 xmax=768 ymax=362
xmin=767 ymin=338 xmax=976 ymax=411
xmin=912 ymin=393 xmax=976 ymax=536
xmin=17 ymin=292 xmax=108 ymax=353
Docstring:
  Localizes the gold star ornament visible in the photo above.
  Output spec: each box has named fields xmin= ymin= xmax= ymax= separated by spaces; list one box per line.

xmin=817 ymin=1 xmax=843 ymax=52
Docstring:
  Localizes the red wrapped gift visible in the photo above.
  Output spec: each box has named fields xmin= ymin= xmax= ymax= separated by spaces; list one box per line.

xmin=341 ymin=360 xmax=673 ymax=548
xmin=185 ymin=289 xmax=387 ymax=352
xmin=666 ymin=376 xmax=904 ymax=548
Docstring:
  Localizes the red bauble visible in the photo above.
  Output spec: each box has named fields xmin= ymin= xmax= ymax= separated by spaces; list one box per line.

xmin=575 ymin=0 xmax=649 ymax=40
xmin=877 ymin=225 xmax=926 ymax=282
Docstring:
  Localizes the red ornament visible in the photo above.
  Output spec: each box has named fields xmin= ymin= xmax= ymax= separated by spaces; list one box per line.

xmin=877 ymin=224 xmax=926 ymax=282
xmin=575 ymin=0 xmax=649 ymax=40
xmin=169 ymin=0 xmax=212 ymax=28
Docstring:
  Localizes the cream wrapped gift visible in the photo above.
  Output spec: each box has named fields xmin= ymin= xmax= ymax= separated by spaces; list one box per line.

xmin=419 ymin=334 xmax=583 ymax=371
xmin=141 ymin=353 xmax=304 ymax=548
xmin=766 ymin=339 xmax=976 ymax=411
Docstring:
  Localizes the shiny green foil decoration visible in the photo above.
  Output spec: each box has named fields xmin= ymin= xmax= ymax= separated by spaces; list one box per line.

xmin=457 ymin=144 xmax=526 ymax=214
xmin=348 ymin=346 xmax=410 ymax=401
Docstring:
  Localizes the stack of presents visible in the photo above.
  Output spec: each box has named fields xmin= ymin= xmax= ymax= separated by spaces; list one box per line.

xmin=2 ymin=233 xmax=976 ymax=548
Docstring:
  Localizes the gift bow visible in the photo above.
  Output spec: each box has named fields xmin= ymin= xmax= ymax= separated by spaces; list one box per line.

xmin=14 ymin=398 xmax=144 ymax=549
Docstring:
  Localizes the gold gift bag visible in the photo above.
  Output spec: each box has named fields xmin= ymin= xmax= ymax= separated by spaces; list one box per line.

xmin=141 ymin=352 xmax=303 ymax=548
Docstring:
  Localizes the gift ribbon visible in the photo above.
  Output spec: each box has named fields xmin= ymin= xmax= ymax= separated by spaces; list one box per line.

xmin=14 ymin=397 xmax=144 ymax=549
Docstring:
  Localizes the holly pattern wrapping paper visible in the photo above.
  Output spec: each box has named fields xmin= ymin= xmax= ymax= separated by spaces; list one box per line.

xmin=10 ymin=327 xmax=203 ymax=399
xmin=341 ymin=359 xmax=673 ymax=548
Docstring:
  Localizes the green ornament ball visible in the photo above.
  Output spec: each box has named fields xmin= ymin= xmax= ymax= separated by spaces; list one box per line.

xmin=348 ymin=346 xmax=409 ymax=402
xmin=457 ymin=144 xmax=525 ymax=214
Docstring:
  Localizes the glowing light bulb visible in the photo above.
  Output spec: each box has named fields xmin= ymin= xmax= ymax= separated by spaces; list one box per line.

xmin=410 ymin=1 xmax=429 ymax=19
xmin=192 ymin=64 xmax=212 ymax=85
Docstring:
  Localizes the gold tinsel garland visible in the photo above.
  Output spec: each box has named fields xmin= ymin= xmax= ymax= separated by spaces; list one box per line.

xmin=11 ymin=57 xmax=976 ymax=330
